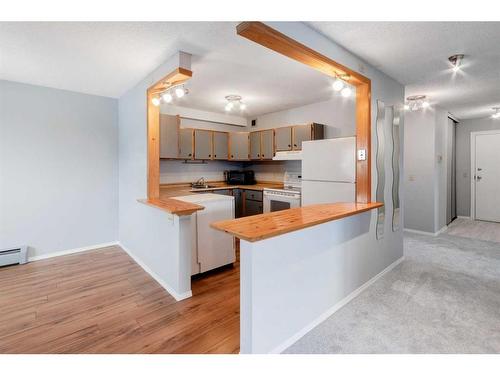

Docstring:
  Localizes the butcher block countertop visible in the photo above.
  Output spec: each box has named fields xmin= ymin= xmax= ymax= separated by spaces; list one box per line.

xmin=159 ymin=181 xmax=283 ymax=199
xmin=211 ymin=202 xmax=383 ymax=242
xmin=137 ymin=198 xmax=204 ymax=216
xmin=138 ymin=181 xmax=282 ymax=216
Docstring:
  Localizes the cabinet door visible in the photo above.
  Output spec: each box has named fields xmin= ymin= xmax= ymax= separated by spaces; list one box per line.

xmin=261 ymin=129 xmax=274 ymax=159
xmin=213 ymin=132 xmax=228 ymax=160
xmin=229 ymin=132 xmax=249 ymax=160
xmin=194 ymin=129 xmax=212 ymax=159
xmin=292 ymin=124 xmax=312 ymax=150
xmin=275 ymin=127 xmax=292 ymax=151
xmin=160 ymin=114 xmax=179 ymax=158
xmin=244 ymin=199 xmax=263 ymax=216
xmin=249 ymin=131 xmax=261 ymax=160
xmin=179 ymin=128 xmax=194 ymax=159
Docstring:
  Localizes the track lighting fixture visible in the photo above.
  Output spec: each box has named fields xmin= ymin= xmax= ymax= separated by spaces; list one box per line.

xmin=150 ymin=84 xmax=189 ymax=106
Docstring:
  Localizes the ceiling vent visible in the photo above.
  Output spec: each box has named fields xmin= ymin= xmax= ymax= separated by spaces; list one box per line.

xmin=0 ymin=246 xmax=28 ymax=267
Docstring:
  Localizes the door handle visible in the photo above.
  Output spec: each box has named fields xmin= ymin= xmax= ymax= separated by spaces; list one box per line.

xmin=476 ymin=175 xmax=482 ymax=181
xmin=477 ymin=168 xmax=482 ymax=171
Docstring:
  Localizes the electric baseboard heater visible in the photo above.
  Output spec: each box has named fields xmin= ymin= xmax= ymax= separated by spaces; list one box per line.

xmin=0 ymin=246 xmax=28 ymax=267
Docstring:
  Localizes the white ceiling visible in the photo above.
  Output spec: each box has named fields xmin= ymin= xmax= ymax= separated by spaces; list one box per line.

xmin=0 ymin=22 xmax=340 ymax=117
xmin=3 ymin=22 xmax=499 ymax=119
xmin=306 ymin=22 xmax=500 ymax=120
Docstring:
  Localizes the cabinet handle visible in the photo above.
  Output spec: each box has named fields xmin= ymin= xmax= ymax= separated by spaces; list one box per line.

xmin=288 ymin=144 xmax=291 ymax=147
xmin=257 ymin=154 xmax=260 ymax=157
xmin=231 ymin=155 xmax=234 ymax=158
xmin=214 ymin=154 xmax=217 ymax=157
xmin=188 ymin=153 xmax=192 ymax=156
xmin=294 ymin=144 xmax=297 ymax=147
xmin=209 ymin=154 xmax=211 ymax=157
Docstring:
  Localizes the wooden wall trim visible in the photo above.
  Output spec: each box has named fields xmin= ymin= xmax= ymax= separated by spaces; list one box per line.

xmin=237 ymin=22 xmax=372 ymax=203
xmin=147 ymin=68 xmax=192 ymax=199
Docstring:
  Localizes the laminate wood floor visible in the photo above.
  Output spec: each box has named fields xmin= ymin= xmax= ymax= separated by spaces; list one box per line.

xmin=0 ymin=245 xmax=240 ymax=354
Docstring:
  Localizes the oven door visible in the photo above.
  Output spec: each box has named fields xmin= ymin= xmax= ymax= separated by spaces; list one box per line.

xmin=263 ymin=191 xmax=301 ymax=213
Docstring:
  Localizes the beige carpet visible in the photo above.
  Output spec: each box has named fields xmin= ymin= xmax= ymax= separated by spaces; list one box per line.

xmin=446 ymin=218 xmax=500 ymax=243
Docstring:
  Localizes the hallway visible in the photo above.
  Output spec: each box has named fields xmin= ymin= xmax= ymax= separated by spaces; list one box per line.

xmin=286 ymin=232 xmax=500 ymax=353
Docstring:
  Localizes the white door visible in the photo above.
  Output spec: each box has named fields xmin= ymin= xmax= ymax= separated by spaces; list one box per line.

xmin=474 ymin=132 xmax=500 ymax=222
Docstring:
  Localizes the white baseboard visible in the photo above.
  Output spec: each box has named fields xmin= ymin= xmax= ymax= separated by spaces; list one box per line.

xmin=118 ymin=242 xmax=192 ymax=302
xmin=457 ymin=216 xmax=471 ymax=220
xmin=269 ymin=255 xmax=405 ymax=354
xmin=404 ymin=226 xmax=447 ymax=237
xmin=28 ymin=241 xmax=119 ymax=262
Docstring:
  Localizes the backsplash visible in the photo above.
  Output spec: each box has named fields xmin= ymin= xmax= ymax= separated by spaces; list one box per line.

xmin=160 ymin=160 xmax=301 ymax=184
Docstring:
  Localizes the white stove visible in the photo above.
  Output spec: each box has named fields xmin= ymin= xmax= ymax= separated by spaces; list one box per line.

xmin=263 ymin=172 xmax=302 ymax=213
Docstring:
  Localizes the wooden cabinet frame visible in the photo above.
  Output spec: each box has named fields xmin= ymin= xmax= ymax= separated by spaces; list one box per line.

xmin=237 ymin=22 xmax=372 ymax=203
xmin=147 ymin=23 xmax=371 ymax=203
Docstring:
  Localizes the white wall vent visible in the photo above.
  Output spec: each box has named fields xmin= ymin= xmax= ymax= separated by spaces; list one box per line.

xmin=0 ymin=246 xmax=28 ymax=267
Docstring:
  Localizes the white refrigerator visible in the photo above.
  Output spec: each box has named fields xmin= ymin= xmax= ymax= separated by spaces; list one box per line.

xmin=301 ymin=137 xmax=356 ymax=205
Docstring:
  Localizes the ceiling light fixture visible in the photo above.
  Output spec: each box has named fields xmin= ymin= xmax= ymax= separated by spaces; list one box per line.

xmin=332 ymin=74 xmax=350 ymax=92
xmin=449 ymin=54 xmax=464 ymax=72
xmin=151 ymin=97 xmax=161 ymax=106
xmin=175 ymin=86 xmax=186 ymax=98
xmin=492 ymin=107 xmax=500 ymax=119
xmin=341 ymin=87 xmax=352 ymax=98
xmin=150 ymin=84 xmax=189 ymax=106
xmin=225 ymin=95 xmax=246 ymax=112
xmin=161 ymin=92 xmax=173 ymax=103
xmin=405 ymin=95 xmax=429 ymax=111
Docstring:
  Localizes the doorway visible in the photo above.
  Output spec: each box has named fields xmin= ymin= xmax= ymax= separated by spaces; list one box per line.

xmin=446 ymin=117 xmax=457 ymax=225
xmin=471 ymin=130 xmax=500 ymax=223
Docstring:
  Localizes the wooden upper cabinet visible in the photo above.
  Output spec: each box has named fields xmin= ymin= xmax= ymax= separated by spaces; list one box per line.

xmin=292 ymin=123 xmax=325 ymax=150
xmin=179 ymin=128 xmax=194 ymax=159
xmin=229 ymin=132 xmax=249 ymax=160
xmin=249 ymin=131 xmax=261 ymax=160
xmin=260 ymin=129 xmax=274 ymax=159
xmin=213 ymin=131 xmax=229 ymax=160
xmin=275 ymin=127 xmax=292 ymax=151
xmin=159 ymin=114 xmax=179 ymax=159
xmin=194 ymin=129 xmax=212 ymax=160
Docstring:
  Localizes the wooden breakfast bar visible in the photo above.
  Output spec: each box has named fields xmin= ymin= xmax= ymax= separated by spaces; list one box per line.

xmin=212 ymin=202 xmax=383 ymax=353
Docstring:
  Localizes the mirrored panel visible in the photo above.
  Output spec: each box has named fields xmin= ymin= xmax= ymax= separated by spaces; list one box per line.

xmin=392 ymin=106 xmax=401 ymax=232
xmin=375 ymin=100 xmax=385 ymax=240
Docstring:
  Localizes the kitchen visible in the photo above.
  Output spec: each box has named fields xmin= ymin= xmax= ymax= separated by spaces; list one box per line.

xmin=152 ymin=46 xmax=357 ymax=278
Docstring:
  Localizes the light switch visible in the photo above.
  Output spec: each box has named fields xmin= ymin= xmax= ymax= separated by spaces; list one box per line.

xmin=357 ymin=149 xmax=367 ymax=161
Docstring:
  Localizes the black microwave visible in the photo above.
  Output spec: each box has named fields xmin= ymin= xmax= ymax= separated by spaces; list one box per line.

xmin=224 ymin=170 xmax=256 ymax=185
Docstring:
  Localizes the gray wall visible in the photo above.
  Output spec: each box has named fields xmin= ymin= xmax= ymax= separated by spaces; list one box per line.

xmin=0 ymin=80 xmax=118 ymax=258
xmin=456 ymin=117 xmax=500 ymax=217
xmin=403 ymin=107 xmax=450 ymax=233
xmin=403 ymin=109 xmax=437 ymax=233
